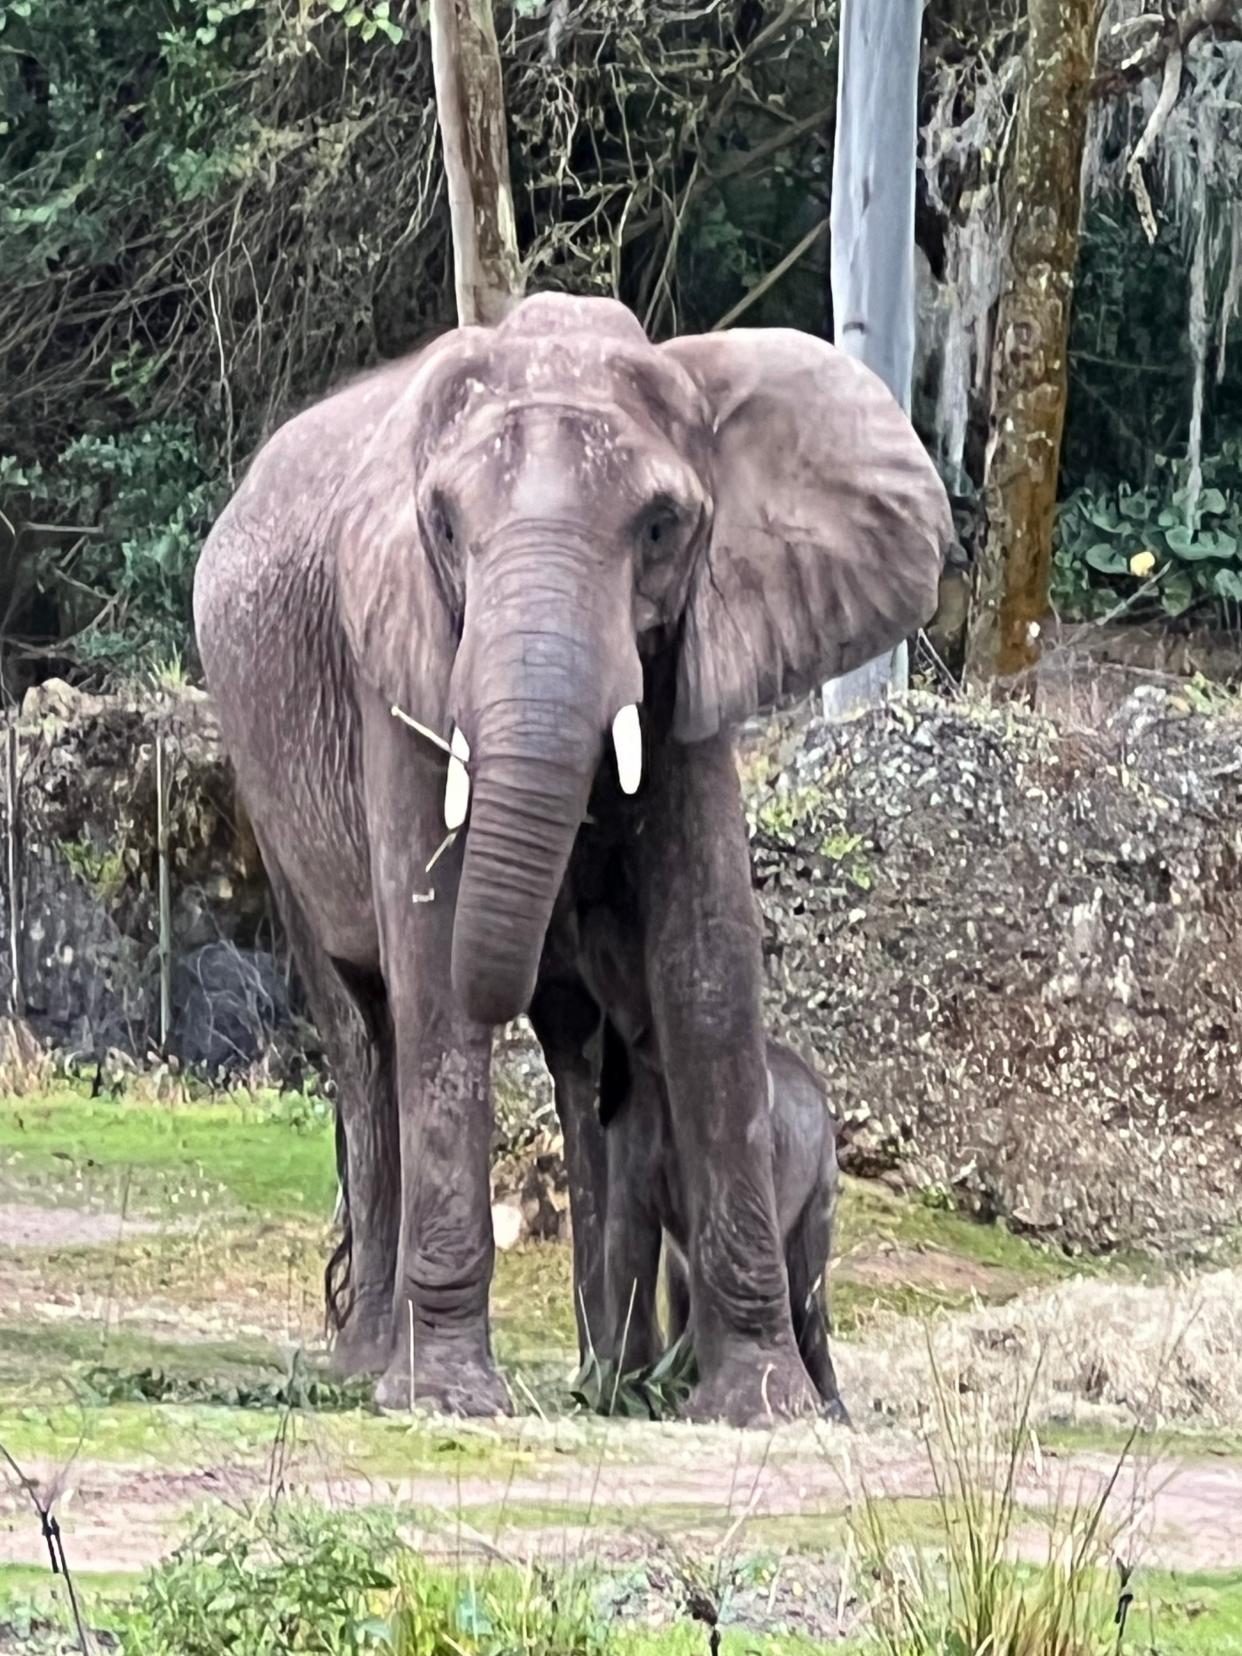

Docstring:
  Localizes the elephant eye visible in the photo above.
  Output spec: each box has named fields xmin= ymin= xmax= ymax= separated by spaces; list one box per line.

xmin=427 ymin=490 xmax=456 ymax=549
xmin=639 ymin=499 xmax=680 ymax=554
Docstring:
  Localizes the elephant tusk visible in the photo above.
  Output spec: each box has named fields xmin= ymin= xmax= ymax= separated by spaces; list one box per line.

xmin=612 ymin=703 xmax=642 ymax=795
xmin=444 ymin=726 xmax=471 ymax=830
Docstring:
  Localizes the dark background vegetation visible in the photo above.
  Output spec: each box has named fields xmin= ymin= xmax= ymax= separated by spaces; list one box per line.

xmin=1 ymin=0 xmax=1239 ymax=695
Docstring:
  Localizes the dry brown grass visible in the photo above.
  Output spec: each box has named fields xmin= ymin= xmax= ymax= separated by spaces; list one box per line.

xmin=0 ymin=1016 xmax=54 ymax=1097
xmin=838 ymin=1268 xmax=1242 ymax=1431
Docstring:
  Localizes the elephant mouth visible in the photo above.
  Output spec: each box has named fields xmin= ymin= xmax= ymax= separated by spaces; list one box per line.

xmin=439 ymin=702 xmax=643 ymax=840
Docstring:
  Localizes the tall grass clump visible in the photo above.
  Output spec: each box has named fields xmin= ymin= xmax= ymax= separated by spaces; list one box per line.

xmin=853 ymin=1345 xmax=1137 ymax=1655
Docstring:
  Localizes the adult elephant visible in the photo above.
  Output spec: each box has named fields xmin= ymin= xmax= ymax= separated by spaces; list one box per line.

xmin=194 ymin=293 xmax=951 ymax=1425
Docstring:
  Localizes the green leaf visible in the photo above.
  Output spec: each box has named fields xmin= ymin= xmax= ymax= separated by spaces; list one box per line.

xmin=378 ymin=16 xmax=403 ymax=39
xmin=1085 ymin=503 xmax=1122 ymax=533
xmin=1201 ymin=529 xmax=1237 ymax=558
xmin=1161 ymin=570 xmax=1195 ymax=616
xmin=1213 ymin=568 xmax=1242 ymax=601
xmin=344 ymin=3 xmax=364 ymax=18
xmin=1165 ymin=525 xmax=1225 ymax=561
xmin=1084 ymin=543 xmax=1128 ymax=574
xmin=1198 ymin=487 xmax=1228 ymax=515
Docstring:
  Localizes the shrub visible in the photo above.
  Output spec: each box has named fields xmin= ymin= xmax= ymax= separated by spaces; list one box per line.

xmin=120 ymin=1503 xmax=610 ymax=1655
xmin=123 ymin=1504 xmax=399 ymax=1654
xmin=1053 ymin=442 xmax=1242 ymax=624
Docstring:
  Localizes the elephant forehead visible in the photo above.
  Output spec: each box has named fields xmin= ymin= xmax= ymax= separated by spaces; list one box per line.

xmin=450 ymin=403 xmax=640 ymax=495
xmin=437 ymin=334 xmax=700 ymax=426
xmin=453 ymin=410 xmax=707 ymax=524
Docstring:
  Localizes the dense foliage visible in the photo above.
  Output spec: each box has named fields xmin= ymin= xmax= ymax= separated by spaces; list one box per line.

xmin=0 ymin=0 xmax=835 ymax=688
xmin=1 ymin=0 xmax=1240 ymax=689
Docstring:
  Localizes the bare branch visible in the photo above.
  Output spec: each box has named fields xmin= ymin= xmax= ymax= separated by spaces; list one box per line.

xmin=1094 ymin=0 xmax=1241 ymax=97
xmin=711 ymin=217 xmax=829 ymax=332
xmin=1125 ymin=41 xmax=1184 ymax=243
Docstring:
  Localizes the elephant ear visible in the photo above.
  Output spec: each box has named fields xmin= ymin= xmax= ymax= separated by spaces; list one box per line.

xmin=660 ymin=329 xmax=953 ymax=742
xmin=332 ymin=339 xmax=473 ymax=722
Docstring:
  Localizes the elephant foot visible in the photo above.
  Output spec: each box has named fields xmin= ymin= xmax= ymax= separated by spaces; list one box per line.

xmin=683 ymin=1350 xmax=820 ymax=1428
xmin=330 ymin=1325 xmax=393 ymax=1380
xmin=821 ymin=1391 xmax=853 ymax=1429
xmin=374 ymin=1349 xmax=513 ymax=1418
xmin=329 ymin=1303 xmax=394 ymax=1379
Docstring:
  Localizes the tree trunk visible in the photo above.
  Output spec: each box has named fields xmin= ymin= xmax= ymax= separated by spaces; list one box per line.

xmin=821 ymin=0 xmax=923 ymax=722
xmin=964 ymin=0 xmax=1101 ymax=684
xmin=429 ymin=0 xmax=524 ymax=327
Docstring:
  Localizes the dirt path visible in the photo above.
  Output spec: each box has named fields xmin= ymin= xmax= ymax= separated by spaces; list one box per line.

xmin=4 ymin=1424 xmax=1241 ymax=1577
xmin=3 ymin=1191 xmax=1240 ymax=1598
xmin=0 ymin=1202 xmax=170 ymax=1249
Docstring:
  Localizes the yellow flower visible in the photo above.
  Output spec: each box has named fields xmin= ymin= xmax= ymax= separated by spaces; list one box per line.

xmin=1129 ymin=550 xmax=1157 ymax=577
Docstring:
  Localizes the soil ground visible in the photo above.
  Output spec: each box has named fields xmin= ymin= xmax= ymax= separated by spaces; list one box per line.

xmin=0 ymin=1085 xmax=1240 ymax=1651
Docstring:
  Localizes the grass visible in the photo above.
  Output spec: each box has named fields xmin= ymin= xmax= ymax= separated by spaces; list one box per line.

xmin=0 ymin=1086 xmax=337 ymax=1219
xmin=1039 ymin=1419 xmax=1242 ymax=1460
xmin=5 ymin=1504 xmax=1241 ymax=1655
xmin=0 ymin=1080 xmax=1237 ymax=1653
xmin=1127 ymin=1568 xmax=1242 ymax=1654
xmin=0 ymin=1393 xmax=541 ymax=1480
xmin=846 ymin=1346 xmax=1133 ymax=1655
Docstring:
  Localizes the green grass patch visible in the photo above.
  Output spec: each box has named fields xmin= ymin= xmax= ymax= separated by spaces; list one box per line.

xmin=1128 ymin=1568 xmax=1242 ymax=1654
xmin=0 ymin=1318 xmax=284 ymax=1388
xmin=1039 ymin=1418 xmax=1242 ymax=1461
xmin=0 ymin=1392 xmax=535 ymax=1480
xmin=0 ymin=1398 xmax=293 ymax=1468
xmin=837 ymin=1177 xmax=1101 ymax=1284
xmin=0 ymin=1087 xmax=336 ymax=1219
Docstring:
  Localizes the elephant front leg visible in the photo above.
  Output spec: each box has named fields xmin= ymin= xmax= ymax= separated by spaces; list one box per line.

xmin=363 ymin=704 xmax=507 ymax=1418
xmin=640 ymin=734 xmax=817 ymax=1427
xmin=375 ymin=997 xmax=505 ymax=1416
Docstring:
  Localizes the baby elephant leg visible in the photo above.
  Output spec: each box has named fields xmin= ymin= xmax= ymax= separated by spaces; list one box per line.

xmin=663 ymin=1240 xmax=692 ymax=1349
xmin=601 ymin=1029 xmax=663 ymax=1373
xmin=766 ymin=1037 xmax=849 ymax=1423
xmin=787 ymin=1191 xmax=849 ymax=1423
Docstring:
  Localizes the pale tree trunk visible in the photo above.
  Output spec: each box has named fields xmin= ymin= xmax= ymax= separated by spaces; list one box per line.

xmin=821 ymin=0 xmax=922 ymax=723
xmin=429 ymin=0 xmax=524 ymax=327
xmin=965 ymin=0 xmax=1102 ymax=683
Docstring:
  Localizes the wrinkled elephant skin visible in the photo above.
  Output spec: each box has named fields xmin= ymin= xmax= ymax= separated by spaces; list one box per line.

xmin=194 ymin=293 xmax=951 ymax=1423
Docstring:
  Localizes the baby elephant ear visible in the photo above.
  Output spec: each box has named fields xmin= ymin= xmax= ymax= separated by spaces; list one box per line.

xmin=661 ymin=329 xmax=953 ymax=742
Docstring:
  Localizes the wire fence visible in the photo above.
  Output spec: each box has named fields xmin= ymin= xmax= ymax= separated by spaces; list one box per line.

xmin=0 ymin=697 xmax=295 ymax=1080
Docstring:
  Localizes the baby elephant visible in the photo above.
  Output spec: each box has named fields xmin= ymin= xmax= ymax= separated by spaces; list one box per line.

xmin=600 ymin=1023 xmax=847 ymax=1418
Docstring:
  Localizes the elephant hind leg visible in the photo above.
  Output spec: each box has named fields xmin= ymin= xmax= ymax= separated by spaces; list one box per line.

xmin=528 ymin=974 xmax=606 ymax=1366
xmin=267 ymin=861 xmax=399 ymax=1375
xmin=786 ymin=1195 xmax=848 ymax=1422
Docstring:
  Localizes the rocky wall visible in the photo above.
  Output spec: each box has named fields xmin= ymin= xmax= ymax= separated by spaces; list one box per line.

xmin=1 ymin=678 xmax=280 ymax=1068
xmin=745 ymin=684 xmax=1242 ymax=1253
xmin=3 ymin=674 xmax=1241 ymax=1253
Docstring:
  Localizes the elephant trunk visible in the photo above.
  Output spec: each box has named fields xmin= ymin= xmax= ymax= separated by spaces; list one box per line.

xmin=450 ymin=580 xmax=635 ymax=1026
